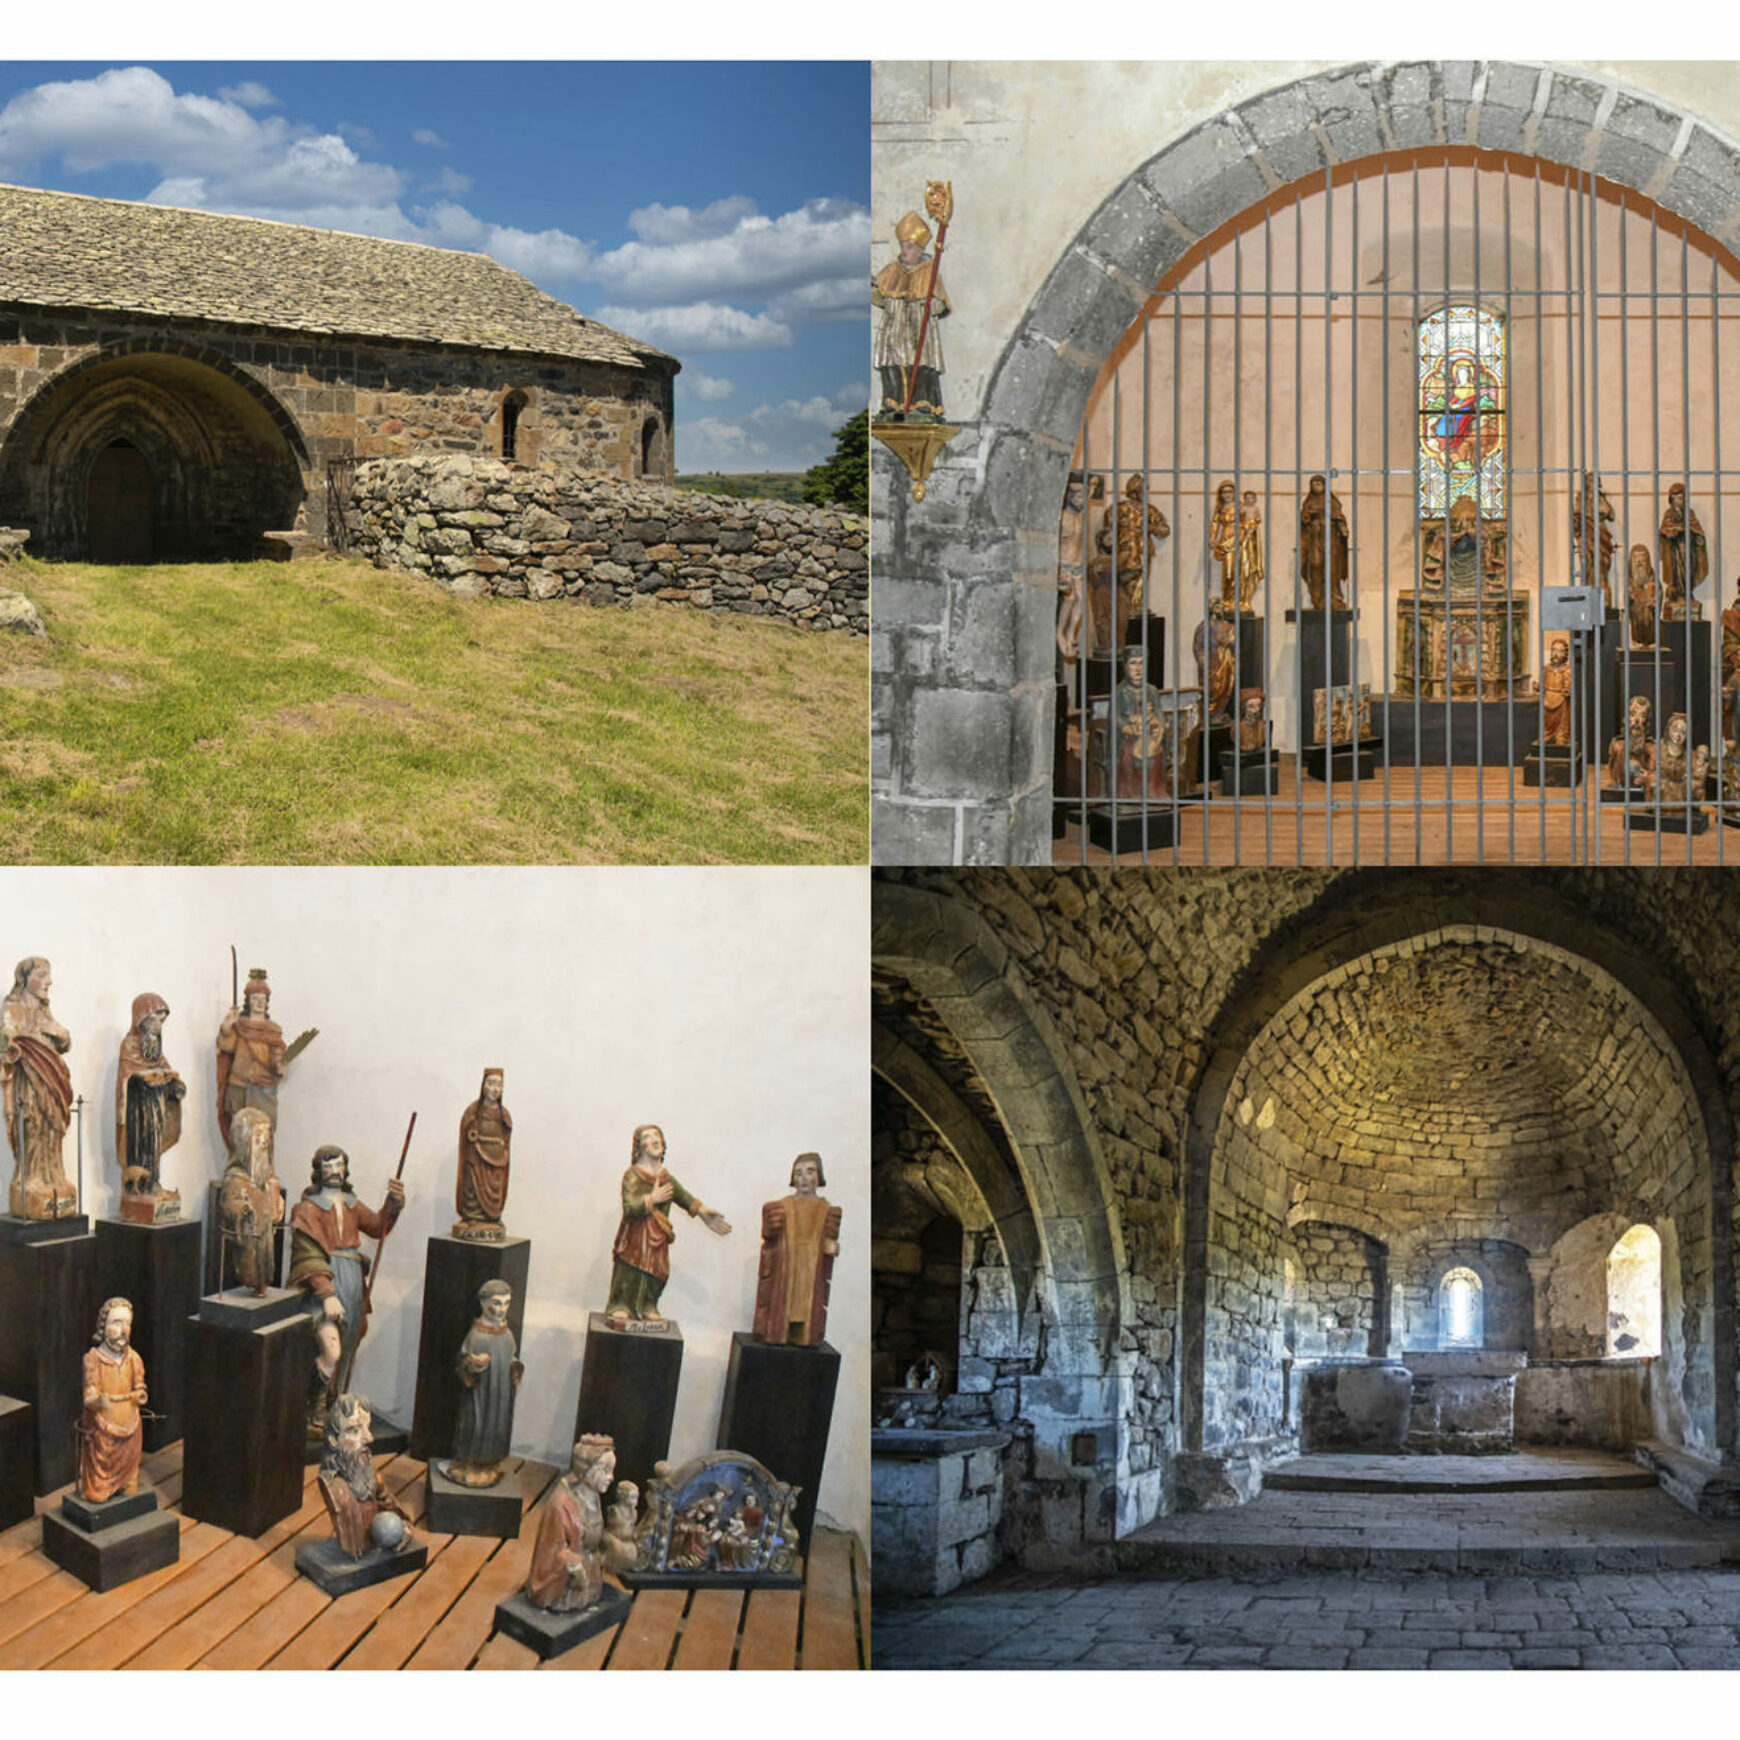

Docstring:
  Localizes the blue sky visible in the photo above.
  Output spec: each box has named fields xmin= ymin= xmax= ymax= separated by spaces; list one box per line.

xmin=0 ymin=61 xmax=868 ymax=473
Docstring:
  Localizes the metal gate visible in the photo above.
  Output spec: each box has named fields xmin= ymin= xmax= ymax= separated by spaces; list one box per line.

xmin=1054 ymin=147 xmax=1740 ymax=864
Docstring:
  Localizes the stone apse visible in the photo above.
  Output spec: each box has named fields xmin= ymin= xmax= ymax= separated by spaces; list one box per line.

xmin=871 ymin=869 xmax=1740 ymax=1574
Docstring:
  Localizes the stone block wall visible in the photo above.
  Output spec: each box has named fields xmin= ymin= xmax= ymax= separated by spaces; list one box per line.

xmin=0 ymin=311 xmax=675 ymax=557
xmin=1287 ymin=1224 xmax=1386 ymax=1360
xmin=1405 ymin=1240 xmax=1537 ymax=1355
xmin=872 ymin=1435 xmax=1011 ymax=1596
xmin=348 ymin=455 xmax=867 ymax=631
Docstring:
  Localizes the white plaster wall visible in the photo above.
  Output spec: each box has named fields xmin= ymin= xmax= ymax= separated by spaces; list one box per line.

xmin=872 ymin=60 xmax=1740 ymax=422
xmin=1 ymin=866 xmax=869 ymax=1542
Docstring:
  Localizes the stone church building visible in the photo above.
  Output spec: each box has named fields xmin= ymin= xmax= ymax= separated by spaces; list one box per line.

xmin=874 ymin=868 xmax=1740 ymax=1665
xmin=872 ymin=62 xmax=1740 ymax=867
xmin=0 ymin=181 xmax=677 ymax=562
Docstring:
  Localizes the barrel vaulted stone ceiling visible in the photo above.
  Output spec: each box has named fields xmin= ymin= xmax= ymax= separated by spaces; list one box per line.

xmin=0 ymin=181 xmax=675 ymax=370
xmin=1223 ymin=930 xmax=1703 ymax=1244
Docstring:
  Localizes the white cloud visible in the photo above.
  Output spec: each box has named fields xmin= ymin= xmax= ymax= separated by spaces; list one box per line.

xmin=217 ymin=82 xmax=278 ymax=109
xmin=676 ymin=385 xmax=865 ymax=475
xmin=679 ymin=373 xmax=735 ymax=403
xmin=595 ymin=301 xmax=791 ymax=353
xmin=429 ymin=166 xmax=472 ymax=196
xmin=591 ymin=196 xmax=868 ymax=318
xmin=411 ymin=127 xmax=447 ymax=149
xmin=626 ymin=195 xmax=758 ymax=246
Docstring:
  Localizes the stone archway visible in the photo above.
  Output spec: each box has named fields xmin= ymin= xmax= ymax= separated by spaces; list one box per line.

xmin=0 ymin=340 xmax=310 ymax=560
xmin=1179 ymin=872 xmax=1736 ymax=1463
xmin=874 ymin=61 xmax=1740 ymax=863
xmin=873 ymin=879 xmax=1152 ymax=1548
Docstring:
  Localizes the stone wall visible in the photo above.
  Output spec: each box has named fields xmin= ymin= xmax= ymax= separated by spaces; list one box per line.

xmin=1404 ymin=1241 xmax=1536 ymax=1355
xmin=1287 ymin=1224 xmax=1386 ymax=1361
xmin=348 ymin=455 xmax=868 ymax=631
xmin=0 ymin=311 xmax=672 ymax=557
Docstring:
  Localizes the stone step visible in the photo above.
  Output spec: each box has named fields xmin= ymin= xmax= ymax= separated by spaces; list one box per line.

xmin=1115 ymin=1535 xmax=1740 ymax=1574
xmin=1267 ymin=1466 xmax=1655 ymax=1495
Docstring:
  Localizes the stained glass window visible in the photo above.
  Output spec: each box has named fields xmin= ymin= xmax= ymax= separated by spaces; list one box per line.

xmin=1418 ymin=304 xmax=1505 ymax=518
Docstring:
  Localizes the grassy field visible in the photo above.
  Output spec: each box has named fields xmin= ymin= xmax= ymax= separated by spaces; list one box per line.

xmin=0 ymin=557 xmax=867 ymax=864
xmin=670 ymin=472 xmax=808 ymax=504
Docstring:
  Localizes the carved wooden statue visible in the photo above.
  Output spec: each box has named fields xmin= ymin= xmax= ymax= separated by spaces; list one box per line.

xmin=1095 ymin=476 xmax=1169 ymax=652
xmin=1209 ymin=480 xmax=1239 ymax=606
xmin=752 ymin=1154 xmax=842 ymax=1348
xmin=2 ymin=957 xmax=76 ymax=1220
xmin=1421 ymin=493 xmax=1507 ymax=596
xmin=1658 ymin=484 xmax=1708 ymax=618
xmin=1236 ymin=689 xmax=1268 ymax=752
xmin=1237 ymin=490 xmax=1265 ymax=611
xmin=443 ymin=1280 xmax=523 ymax=1489
xmin=872 ymin=209 xmax=950 ymax=420
xmin=453 ymin=1067 xmax=511 ymax=1242
xmin=1627 ymin=543 xmax=1660 ymax=649
xmin=288 ymin=1146 xmax=405 ymax=1434
xmin=1109 ymin=648 xmax=1175 ymax=800
xmin=1650 ymin=711 xmax=1709 ymax=808
xmin=116 ymin=992 xmax=186 ymax=1225
xmin=1193 ymin=598 xmax=1237 ymax=723
xmin=217 ymin=1104 xmax=284 ymax=1295
xmin=1299 ymin=475 xmax=1349 ymax=610
xmin=79 ymin=1298 xmax=146 ymax=1504
xmin=524 ymin=1435 xmax=639 ymax=1612
xmin=317 ymin=1393 xmax=412 ymax=1559
xmin=1608 ymin=693 xmax=1655 ymax=790
xmin=1540 ymin=638 xmax=1572 ymax=747
xmin=215 ymin=969 xmax=286 ymax=1149
xmin=606 ymin=1124 xmax=730 ymax=1330
xmin=1574 ymin=471 xmax=1616 ymax=608
xmin=1724 ymin=579 xmax=1740 ymax=743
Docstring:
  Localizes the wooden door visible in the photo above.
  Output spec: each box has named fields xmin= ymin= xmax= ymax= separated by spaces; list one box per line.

xmin=87 ymin=443 xmax=153 ymax=563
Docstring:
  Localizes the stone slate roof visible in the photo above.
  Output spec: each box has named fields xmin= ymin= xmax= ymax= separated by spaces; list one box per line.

xmin=0 ymin=181 xmax=676 ymax=371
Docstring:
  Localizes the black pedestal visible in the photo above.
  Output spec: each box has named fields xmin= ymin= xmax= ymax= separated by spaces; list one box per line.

xmin=198 ymin=1286 xmax=303 ymax=1331
xmin=1379 ymin=697 xmax=1538 ymax=766
xmin=0 ymin=1229 xmax=97 ymax=1493
xmin=182 ymin=1308 xmax=311 ymax=1536
xmin=1220 ymin=747 xmax=1280 ymax=795
xmin=1232 ymin=611 xmax=1266 ymax=693
xmin=295 ymin=1536 xmax=427 ymax=1595
xmin=1189 ymin=720 xmax=1235 ymax=793
xmin=42 ymin=1494 xmax=178 ymax=1591
xmin=1524 ymin=744 xmax=1585 ymax=788
xmin=409 ymin=1234 xmax=532 ymax=1462
xmin=1285 ymin=606 xmax=1356 ymax=751
xmin=202 ymin=1181 xmax=287 ymax=1294
xmin=0 ymin=1397 xmax=32 ymax=1528
xmin=494 ymin=1585 xmax=632 ymax=1659
xmin=0 ymin=1213 xmax=90 ymax=1245
xmin=96 ymin=1216 xmax=201 ymax=1453
xmin=426 ymin=1464 xmax=522 ymax=1540
xmin=1626 ymin=806 xmax=1711 ymax=834
xmin=1086 ymin=803 xmax=1180 ymax=855
xmin=575 ymin=1312 xmax=683 ymax=1495
xmin=1300 ymin=739 xmax=1383 ymax=782
xmin=61 ymin=1486 xmax=158 ymax=1531
xmin=1606 ymin=623 xmax=1714 ymax=751
xmin=716 ymin=1334 xmax=840 ymax=1554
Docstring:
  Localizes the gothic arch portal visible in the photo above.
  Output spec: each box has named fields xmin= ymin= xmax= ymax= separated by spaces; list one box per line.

xmin=0 ymin=340 xmax=310 ymax=560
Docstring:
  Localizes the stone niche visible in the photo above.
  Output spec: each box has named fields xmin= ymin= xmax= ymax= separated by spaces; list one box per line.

xmin=1403 ymin=1351 xmax=1526 ymax=1453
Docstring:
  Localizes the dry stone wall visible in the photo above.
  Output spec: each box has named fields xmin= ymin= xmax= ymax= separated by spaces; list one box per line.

xmin=1286 ymin=1224 xmax=1385 ymax=1360
xmin=348 ymin=455 xmax=867 ymax=631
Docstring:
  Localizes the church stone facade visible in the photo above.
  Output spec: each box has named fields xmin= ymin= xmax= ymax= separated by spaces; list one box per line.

xmin=0 ymin=182 xmax=676 ymax=563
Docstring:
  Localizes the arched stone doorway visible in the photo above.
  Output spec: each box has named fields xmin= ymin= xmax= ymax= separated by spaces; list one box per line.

xmin=1180 ymin=874 xmax=1735 ymax=1476
xmin=872 ymin=880 xmax=1148 ymax=1552
xmin=874 ymin=60 xmax=1740 ymax=864
xmin=0 ymin=343 xmax=309 ymax=561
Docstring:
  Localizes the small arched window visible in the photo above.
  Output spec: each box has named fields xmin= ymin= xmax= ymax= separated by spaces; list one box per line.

xmin=641 ymin=416 xmax=662 ymax=478
xmin=501 ymin=391 xmax=527 ymax=462
xmin=1438 ymin=1266 xmax=1484 ymax=1349
xmin=1606 ymin=1224 xmax=1663 ymax=1357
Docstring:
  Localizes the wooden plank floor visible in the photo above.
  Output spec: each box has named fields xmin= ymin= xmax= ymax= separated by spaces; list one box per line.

xmin=1057 ymin=762 xmax=1740 ymax=865
xmin=0 ymin=1444 xmax=868 ymax=1670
